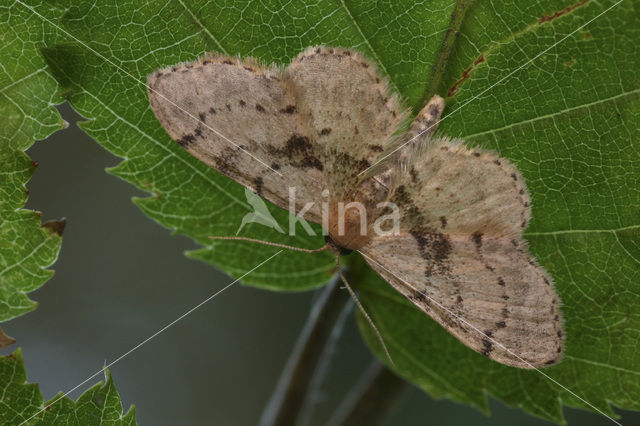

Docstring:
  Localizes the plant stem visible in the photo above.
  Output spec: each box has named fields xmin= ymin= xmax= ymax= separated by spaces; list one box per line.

xmin=259 ymin=273 xmax=351 ymax=426
xmin=328 ymin=360 xmax=407 ymax=426
xmin=422 ymin=0 xmax=475 ymax=105
xmin=297 ymin=298 xmax=354 ymax=426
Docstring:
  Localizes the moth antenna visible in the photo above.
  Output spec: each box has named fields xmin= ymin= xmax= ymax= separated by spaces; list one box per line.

xmin=209 ymin=236 xmax=329 ymax=253
xmin=333 ymin=253 xmax=396 ymax=367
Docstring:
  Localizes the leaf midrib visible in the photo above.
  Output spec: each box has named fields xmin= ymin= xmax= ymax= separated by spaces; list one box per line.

xmin=564 ymin=355 xmax=640 ymax=376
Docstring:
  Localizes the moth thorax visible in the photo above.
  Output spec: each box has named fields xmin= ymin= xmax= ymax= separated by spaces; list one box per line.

xmin=327 ymin=200 xmax=371 ymax=251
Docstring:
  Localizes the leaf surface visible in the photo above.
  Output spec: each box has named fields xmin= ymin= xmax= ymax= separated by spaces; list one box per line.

xmin=0 ymin=349 xmax=136 ymax=425
xmin=0 ymin=0 xmax=66 ymax=321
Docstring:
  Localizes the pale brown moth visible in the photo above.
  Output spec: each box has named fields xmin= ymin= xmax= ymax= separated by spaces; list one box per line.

xmin=147 ymin=46 xmax=564 ymax=368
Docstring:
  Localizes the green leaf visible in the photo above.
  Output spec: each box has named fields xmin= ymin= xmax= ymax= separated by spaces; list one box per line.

xmin=0 ymin=349 xmax=136 ymax=425
xmin=29 ymin=0 xmax=640 ymax=422
xmin=0 ymin=0 xmax=66 ymax=321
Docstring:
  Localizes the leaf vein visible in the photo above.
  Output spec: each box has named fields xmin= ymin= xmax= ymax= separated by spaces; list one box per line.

xmin=464 ymin=88 xmax=640 ymax=139
xmin=337 ymin=0 xmax=398 ymax=92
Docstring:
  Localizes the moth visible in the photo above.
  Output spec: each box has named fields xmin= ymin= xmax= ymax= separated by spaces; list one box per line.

xmin=147 ymin=46 xmax=564 ymax=368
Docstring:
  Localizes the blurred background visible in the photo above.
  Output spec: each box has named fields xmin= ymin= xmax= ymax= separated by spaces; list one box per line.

xmin=1 ymin=103 xmax=637 ymax=425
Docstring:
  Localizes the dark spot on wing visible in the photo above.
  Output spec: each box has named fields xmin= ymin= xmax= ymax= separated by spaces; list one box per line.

xmin=267 ymin=134 xmax=323 ymax=170
xmin=473 ymin=152 xmax=480 ymax=157
xmin=280 ymin=105 xmax=296 ymax=114
xmin=485 ymin=264 xmax=495 ymax=272
xmin=411 ymin=290 xmax=426 ymax=302
xmin=496 ymin=321 xmax=506 ymax=329
xmin=271 ymin=162 xmax=281 ymax=170
xmin=320 ymin=127 xmax=332 ymax=136
xmin=256 ymin=104 xmax=266 ymax=113
xmin=456 ymin=295 xmax=463 ymax=304
xmin=213 ymin=147 xmax=248 ymax=180
xmin=510 ymin=173 xmax=517 ymax=181
xmin=393 ymin=185 xmax=425 ymax=223
xmin=209 ymin=107 xmax=216 ymax=114
xmin=409 ymin=227 xmax=452 ymax=277
xmin=177 ymin=133 xmax=196 ymax=147
xmin=494 ymin=159 xmax=501 ymax=166
xmin=226 ymin=104 xmax=231 ymax=111
xmin=198 ymin=112 xmax=206 ymax=121
xmin=222 ymin=60 xmax=234 ymax=65
xmin=439 ymin=216 xmax=447 ymax=229
xmin=369 ymin=144 xmax=383 ymax=153
xmin=254 ymin=176 xmax=264 ymax=196
xmin=471 ymin=231 xmax=483 ymax=249
xmin=481 ymin=338 xmax=493 ymax=356
xmin=409 ymin=166 xmax=418 ymax=183
xmin=239 ymin=99 xmax=246 ymax=107
xmin=331 ymin=150 xmax=371 ymax=177
xmin=545 ymin=359 xmax=556 ymax=365
xmin=497 ymin=277 xmax=505 ymax=286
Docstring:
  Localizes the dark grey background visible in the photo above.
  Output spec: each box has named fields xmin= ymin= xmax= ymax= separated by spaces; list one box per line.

xmin=2 ymin=103 xmax=637 ymax=425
